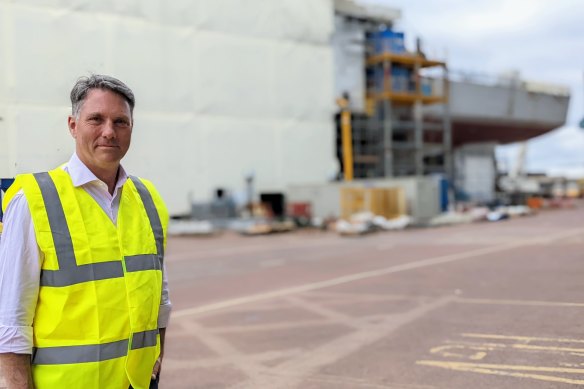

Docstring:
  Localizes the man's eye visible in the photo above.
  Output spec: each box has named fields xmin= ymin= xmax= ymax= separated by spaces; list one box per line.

xmin=88 ymin=117 xmax=101 ymax=123
xmin=115 ymin=120 xmax=130 ymax=126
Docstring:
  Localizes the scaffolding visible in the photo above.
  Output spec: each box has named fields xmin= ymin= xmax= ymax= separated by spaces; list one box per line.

xmin=337 ymin=30 xmax=452 ymax=182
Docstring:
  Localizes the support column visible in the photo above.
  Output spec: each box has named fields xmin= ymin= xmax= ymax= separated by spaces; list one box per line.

xmin=383 ymin=99 xmax=393 ymax=177
xmin=442 ymin=66 xmax=453 ymax=185
xmin=414 ymin=101 xmax=424 ymax=176
xmin=414 ymin=60 xmax=423 ymax=176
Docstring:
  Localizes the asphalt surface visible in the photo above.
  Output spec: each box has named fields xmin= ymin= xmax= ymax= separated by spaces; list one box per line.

xmin=1 ymin=205 xmax=583 ymax=388
xmin=161 ymin=204 xmax=584 ymax=388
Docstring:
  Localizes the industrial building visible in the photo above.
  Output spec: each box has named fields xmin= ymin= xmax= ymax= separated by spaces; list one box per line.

xmin=331 ymin=0 xmax=569 ymax=205
xmin=0 ymin=0 xmax=570 ymax=218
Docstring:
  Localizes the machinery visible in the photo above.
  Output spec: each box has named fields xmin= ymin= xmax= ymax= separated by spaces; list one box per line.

xmin=0 ymin=178 xmax=15 ymax=235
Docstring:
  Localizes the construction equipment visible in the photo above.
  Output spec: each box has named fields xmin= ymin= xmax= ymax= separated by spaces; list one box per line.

xmin=498 ymin=142 xmax=541 ymax=201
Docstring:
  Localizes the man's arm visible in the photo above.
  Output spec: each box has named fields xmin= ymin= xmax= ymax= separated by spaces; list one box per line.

xmin=151 ymin=328 xmax=166 ymax=380
xmin=0 ymin=192 xmax=42 ymax=389
xmin=0 ymin=354 xmax=33 ymax=389
xmin=152 ymin=259 xmax=171 ymax=380
xmin=159 ymin=328 xmax=166 ymax=359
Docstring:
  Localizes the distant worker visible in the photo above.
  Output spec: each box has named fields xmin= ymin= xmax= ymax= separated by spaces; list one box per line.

xmin=0 ymin=75 xmax=171 ymax=389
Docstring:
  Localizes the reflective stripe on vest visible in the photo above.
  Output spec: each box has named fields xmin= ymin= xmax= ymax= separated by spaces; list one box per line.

xmin=32 ymin=330 xmax=159 ymax=365
xmin=32 ymin=173 xmax=163 ymax=287
xmin=129 ymin=176 xmax=164 ymax=259
xmin=131 ymin=329 xmax=159 ymax=350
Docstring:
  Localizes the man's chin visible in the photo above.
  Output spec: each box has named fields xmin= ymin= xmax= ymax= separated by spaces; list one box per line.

xmin=95 ymin=151 xmax=125 ymax=165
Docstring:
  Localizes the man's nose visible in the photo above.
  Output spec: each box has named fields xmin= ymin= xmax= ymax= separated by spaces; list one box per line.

xmin=102 ymin=120 xmax=116 ymax=138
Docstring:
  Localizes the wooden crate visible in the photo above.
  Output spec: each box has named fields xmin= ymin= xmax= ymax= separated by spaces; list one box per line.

xmin=340 ymin=187 xmax=365 ymax=220
xmin=340 ymin=187 xmax=407 ymax=219
xmin=369 ymin=187 xmax=407 ymax=219
xmin=382 ymin=187 xmax=407 ymax=218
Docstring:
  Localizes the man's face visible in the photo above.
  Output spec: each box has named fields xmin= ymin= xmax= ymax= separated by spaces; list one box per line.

xmin=68 ymin=88 xmax=133 ymax=174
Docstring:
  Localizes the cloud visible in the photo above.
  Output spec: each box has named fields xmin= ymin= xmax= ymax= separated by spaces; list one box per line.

xmin=526 ymin=126 xmax=584 ymax=172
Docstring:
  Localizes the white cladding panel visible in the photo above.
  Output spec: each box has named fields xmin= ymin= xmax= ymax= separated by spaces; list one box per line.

xmin=454 ymin=143 xmax=496 ymax=203
xmin=0 ymin=0 xmax=336 ymax=215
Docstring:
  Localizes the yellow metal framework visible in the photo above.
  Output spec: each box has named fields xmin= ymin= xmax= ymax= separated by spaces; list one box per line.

xmin=341 ymin=109 xmax=354 ymax=181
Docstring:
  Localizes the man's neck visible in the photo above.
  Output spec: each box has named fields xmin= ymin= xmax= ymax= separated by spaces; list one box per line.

xmin=87 ymin=164 xmax=120 ymax=195
xmin=74 ymin=153 xmax=122 ymax=195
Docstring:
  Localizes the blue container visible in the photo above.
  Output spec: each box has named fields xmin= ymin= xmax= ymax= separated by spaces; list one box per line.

xmin=372 ymin=30 xmax=406 ymax=54
xmin=421 ymin=79 xmax=433 ymax=96
xmin=421 ymin=84 xmax=432 ymax=96
xmin=440 ymin=177 xmax=449 ymax=212
xmin=368 ymin=64 xmax=415 ymax=93
xmin=372 ymin=66 xmax=385 ymax=92
xmin=391 ymin=66 xmax=411 ymax=91
xmin=0 ymin=178 xmax=14 ymax=192
xmin=0 ymin=178 xmax=15 ymax=221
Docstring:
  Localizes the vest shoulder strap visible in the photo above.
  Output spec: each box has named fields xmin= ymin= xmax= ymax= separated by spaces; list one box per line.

xmin=2 ymin=176 xmax=24 ymax=213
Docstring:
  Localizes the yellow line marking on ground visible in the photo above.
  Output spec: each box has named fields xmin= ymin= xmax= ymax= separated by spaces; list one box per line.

xmin=173 ymin=227 xmax=584 ymax=318
xmin=443 ymin=340 xmax=507 ymax=348
xmin=430 ymin=345 xmax=487 ymax=360
xmin=512 ymin=344 xmax=584 ymax=353
xmin=457 ymin=297 xmax=584 ymax=308
xmin=417 ymin=360 xmax=584 ymax=374
xmin=462 ymin=333 xmax=584 ymax=344
xmin=416 ymin=361 xmax=584 ymax=385
xmin=439 ymin=340 xmax=584 ymax=355
xmin=430 ymin=340 xmax=584 ymax=359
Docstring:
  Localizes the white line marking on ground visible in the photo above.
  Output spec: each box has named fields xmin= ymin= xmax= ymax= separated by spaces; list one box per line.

xmin=172 ymin=227 xmax=584 ymax=319
xmin=233 ymin=296 xmax=455 ymax=389
xmin=457 ymin=298 xmax=584 ymax=308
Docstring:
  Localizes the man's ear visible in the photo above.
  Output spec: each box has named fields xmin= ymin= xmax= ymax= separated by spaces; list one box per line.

xmin=68 ymin=115 xmax=77 ymax=138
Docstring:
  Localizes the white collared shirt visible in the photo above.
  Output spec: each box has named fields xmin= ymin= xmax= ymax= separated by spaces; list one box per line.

xmin=0 ymin=154 xmax=172 ymax=354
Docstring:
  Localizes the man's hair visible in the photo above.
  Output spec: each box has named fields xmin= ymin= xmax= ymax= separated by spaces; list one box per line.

xmin=70 ymin=74 xmax=135 ymax=118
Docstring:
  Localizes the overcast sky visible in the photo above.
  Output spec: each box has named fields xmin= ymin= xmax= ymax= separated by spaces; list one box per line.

xmin=364 ymin=0 xmax=584 ymax=177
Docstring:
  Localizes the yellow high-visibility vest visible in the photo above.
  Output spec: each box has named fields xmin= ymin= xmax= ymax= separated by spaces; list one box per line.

xmin=3 ymin=168 xmax=168 ymax=389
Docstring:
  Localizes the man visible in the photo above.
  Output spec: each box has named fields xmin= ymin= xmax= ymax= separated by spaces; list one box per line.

xmin=0 ymin=75 xmax=171 ymax=389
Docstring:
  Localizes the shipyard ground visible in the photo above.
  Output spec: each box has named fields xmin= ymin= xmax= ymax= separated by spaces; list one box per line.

xmin=161 ymin=204 xmax=584 ymax=388
xmin=1 ymin=205 xmax=583 ymax=388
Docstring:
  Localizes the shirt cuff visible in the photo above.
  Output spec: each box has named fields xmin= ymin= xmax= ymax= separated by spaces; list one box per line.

xmin=158 ymin=303 xmax=172 ymax=329
xmin=0 ymin=325 xmax=33 ymax=354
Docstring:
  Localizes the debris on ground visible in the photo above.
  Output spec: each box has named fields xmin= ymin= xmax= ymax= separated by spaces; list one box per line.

xmin=232 ymin=218 xmax=296 ymax=236
xmin=428 ymin=212 xmax=475 ymax=227
xmin=430 ymin=204 xmax=536 ymax=226
xmin=334 ymin=212 xmax=411 ymax=236
xmin=168 ymin=220 xmax=216 ymax=236
xmin=372 ymin=215 xmax=411 ymax=230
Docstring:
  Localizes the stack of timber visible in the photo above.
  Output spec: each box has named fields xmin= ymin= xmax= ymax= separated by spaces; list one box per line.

xmin=337 ymin=187 xmax=409 ymax=236
xmin=340 ymin=187 xmax=407 ymax=220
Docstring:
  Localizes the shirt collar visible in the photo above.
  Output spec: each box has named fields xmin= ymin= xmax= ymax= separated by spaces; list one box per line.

xmin=65 ymin=153 xmax=128 ymax=190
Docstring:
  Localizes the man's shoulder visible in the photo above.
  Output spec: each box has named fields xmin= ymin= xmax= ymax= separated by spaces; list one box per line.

xmin=126 ymin=176 xmax=168 ymax=221
xmin=127 ymin=175 xmax=161 ymax=193
xmin=2 ymin=168 xmax=70 ymax=211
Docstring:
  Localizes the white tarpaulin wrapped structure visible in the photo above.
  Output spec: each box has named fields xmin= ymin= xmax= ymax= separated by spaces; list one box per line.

xmin=0 ymin=0 xmax=337 ymax=215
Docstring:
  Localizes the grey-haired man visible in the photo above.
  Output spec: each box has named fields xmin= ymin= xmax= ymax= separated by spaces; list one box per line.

xmin=0 ymin=75 xmax=171 ymax=389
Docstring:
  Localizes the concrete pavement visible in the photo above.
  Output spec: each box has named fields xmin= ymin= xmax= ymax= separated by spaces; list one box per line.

xmin=161 ymin=205 xmax=584 ymax=388
xmin=1 ymin=206 xmax=582 ymax=388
